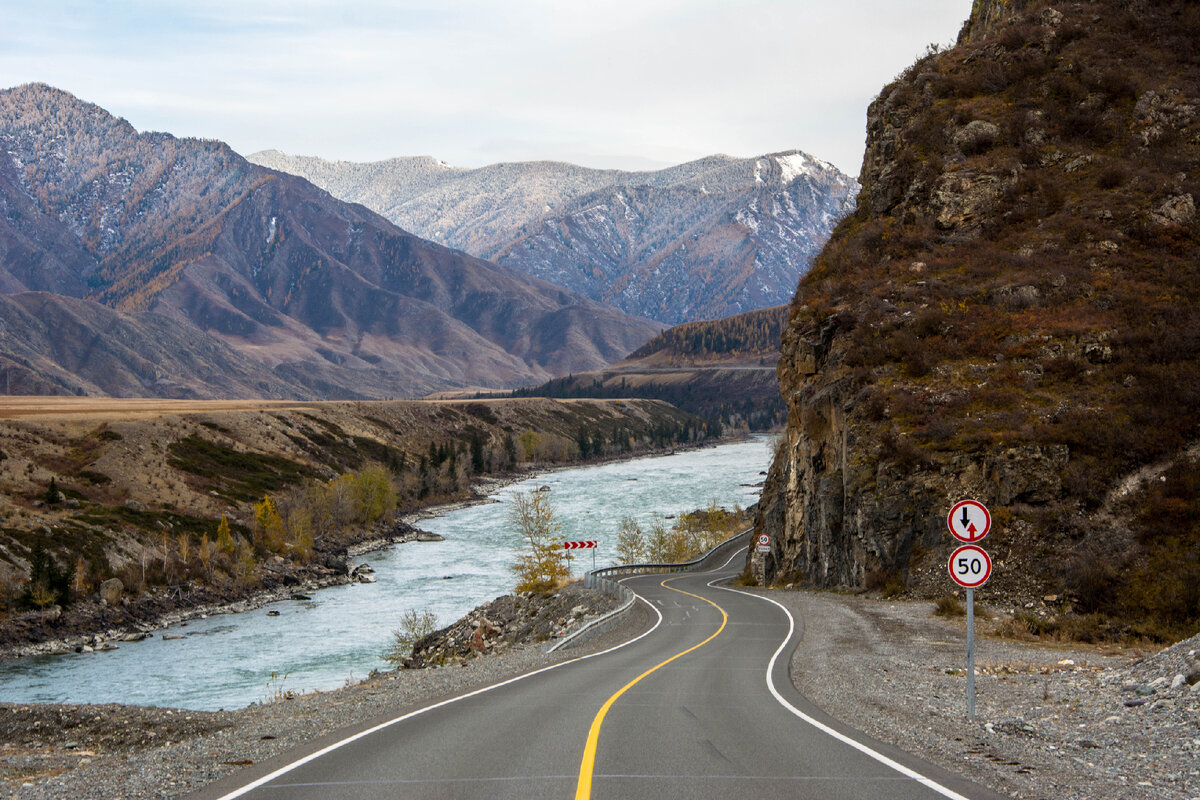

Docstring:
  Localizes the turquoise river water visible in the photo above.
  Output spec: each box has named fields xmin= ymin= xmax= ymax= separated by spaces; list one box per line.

xmin=0 ymin=437 xmax=770 ymax=710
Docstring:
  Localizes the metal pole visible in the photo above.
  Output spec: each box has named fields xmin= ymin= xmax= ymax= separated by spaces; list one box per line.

xmin=966 ymin=587 xmax=976 ymax=721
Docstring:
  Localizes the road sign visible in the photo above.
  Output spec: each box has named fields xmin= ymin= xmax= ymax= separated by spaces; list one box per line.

xmin=563 ymin=541 xmax=597 ymax=550
xmin=756 ymin=533 xmax=771 ymax=553
xmin=948 ymin=544 xmax=992 ymax=588
xmin=947 ymin=499 xmax=991 ymax=543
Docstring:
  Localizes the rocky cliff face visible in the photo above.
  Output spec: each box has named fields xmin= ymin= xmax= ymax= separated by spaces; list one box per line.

xmin=756 ymin=0 xmax=1200 ymax=634
xmin=250 ymin=149 xmax=858 ymax=325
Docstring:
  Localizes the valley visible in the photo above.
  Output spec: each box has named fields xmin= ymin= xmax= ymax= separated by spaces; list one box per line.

xmin=0 ymin=395 xmax=711 ymax=658
xmin=0 ymin=0 xmax=1198 ymax=798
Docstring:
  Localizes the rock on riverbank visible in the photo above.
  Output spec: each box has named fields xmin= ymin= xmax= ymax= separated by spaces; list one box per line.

xmin=404 ymin=582 xmax=620 ymax=668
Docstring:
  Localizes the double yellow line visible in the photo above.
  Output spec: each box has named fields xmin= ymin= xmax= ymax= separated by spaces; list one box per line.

xmin=574 ymin=577 xmax=728 ymax=799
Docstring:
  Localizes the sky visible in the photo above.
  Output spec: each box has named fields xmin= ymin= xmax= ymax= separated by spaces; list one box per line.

xmin=0 ymin=1 xmax=971 ymax=176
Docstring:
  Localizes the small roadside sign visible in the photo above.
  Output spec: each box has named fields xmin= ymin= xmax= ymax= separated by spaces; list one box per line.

xmin=756 ymin=533 xmax=771 ymax=553
xmin=948 ymin=544 xmax=992 ymax=588
xmin=947 ymin=499 xmax=991 ymax=543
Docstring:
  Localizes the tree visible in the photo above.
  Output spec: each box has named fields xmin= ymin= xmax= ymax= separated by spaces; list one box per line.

xmin=216 ymin=515 xmax=235 ymax=556
xmin=350 ymin=466 xmax=397 ymax=523
xmin=44 ymin=477 xmax=63 ymax=505
xmin=254 ymin=495 xmax=287 ymax=553
xmin=509 ymin=491 xmax=569 ymax=593
xmin=470 ymin=432 xmax=485 ymax=474
xmin=615 ymin=517 xmax=648 ymax=565
xmin=21 ymin=545 xmax=73 ymax=609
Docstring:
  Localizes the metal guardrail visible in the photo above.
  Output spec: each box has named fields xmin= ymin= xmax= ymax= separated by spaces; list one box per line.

xmin=584 ymin=527 xmax=753 ymax=589
xmin=552 ymin=529 xmax=753 ymax=653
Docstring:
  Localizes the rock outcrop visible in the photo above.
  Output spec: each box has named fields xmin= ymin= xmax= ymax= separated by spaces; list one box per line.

xmin=755 ymin=0 xmax=1200 ymax=633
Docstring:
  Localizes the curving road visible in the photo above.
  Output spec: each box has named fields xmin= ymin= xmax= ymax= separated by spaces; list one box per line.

xmin=193 ymin=553 xmax=1003 ymax=800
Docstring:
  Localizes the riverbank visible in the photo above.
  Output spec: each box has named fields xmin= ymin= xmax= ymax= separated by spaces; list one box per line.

xmin=0 ymin=396 xmax=713 ymax=660
xmin=0 ymin=427 xmax=744 ymax=664
xmin=0 ymin=585 xmax=656 ymax=799
xmin=0 ymin=517 xmax=446 ymax=663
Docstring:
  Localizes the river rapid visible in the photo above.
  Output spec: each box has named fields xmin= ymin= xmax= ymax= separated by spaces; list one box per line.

xmin=0 ymin=437 xmax=770 ymax=710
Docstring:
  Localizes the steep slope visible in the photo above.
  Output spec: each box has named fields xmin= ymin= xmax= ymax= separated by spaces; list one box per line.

xmin=0 ymin=85 xmax=661 ymax=398
xmin=248 ymin=150 xmax=858 ymax=324
xmin=756 ymin=0 xmax=1200 ymax=639
xmin=509 ymin=306 xmax=787 ymax=431
xmin=0 ymin=293 xmax=312 ymax=398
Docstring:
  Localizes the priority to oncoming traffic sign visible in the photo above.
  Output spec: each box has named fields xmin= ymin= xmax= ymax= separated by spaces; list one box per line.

xmin=948 ymin=544 xmax=992 ymax=588
xmin=947 ymin=499 xmax=991 ymax=543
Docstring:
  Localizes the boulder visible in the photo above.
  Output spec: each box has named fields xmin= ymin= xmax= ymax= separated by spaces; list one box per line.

xmin=99 ymin=578 xmax=124 ymax=607
xmin=952 ymin=120 xmax=1001 ymax=155
xmin=1150 ymin=193 xmax=1195 ymax=226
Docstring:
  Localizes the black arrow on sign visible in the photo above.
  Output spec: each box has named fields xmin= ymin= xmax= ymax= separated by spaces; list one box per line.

xmin=960 ymin=506 xmax=970 ymax=531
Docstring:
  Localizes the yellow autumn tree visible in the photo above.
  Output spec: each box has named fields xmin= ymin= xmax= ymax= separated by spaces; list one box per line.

xmin=216 ymin=515 xmax=235 ymax=556
xmin=253 ymin=495 xmax=287 ymax=554
xmin=509 ymin=491 xmax=569 ymax=593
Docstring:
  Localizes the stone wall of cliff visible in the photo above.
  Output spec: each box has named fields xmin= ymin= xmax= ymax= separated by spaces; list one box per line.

xmin=754 ymin=0 xmax=1200 ymax=636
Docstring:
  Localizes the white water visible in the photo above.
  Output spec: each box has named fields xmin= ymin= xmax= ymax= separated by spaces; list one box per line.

xmin=0 ymin=438 xmax=770 ymax=710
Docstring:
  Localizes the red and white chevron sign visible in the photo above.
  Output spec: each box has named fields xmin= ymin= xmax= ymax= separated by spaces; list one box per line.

xmin=563 ymin=540 xmax=597 ymax=550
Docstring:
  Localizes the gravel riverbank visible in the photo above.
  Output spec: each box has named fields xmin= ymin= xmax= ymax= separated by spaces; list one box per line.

xmin=2 ymin=586 xmax=1195 ymax=799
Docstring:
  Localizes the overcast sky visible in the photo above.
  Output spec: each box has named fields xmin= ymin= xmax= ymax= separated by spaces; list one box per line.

xmin=1 ymin=0 xmax=970 ymax=175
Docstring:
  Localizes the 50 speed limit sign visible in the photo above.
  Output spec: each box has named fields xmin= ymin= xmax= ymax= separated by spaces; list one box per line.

xmin=948 ymin=544 xmax=992 ymax=588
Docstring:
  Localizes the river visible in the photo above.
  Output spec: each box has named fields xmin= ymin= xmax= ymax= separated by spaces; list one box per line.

xmin=0 ymin=437 xmax=770 ymax=710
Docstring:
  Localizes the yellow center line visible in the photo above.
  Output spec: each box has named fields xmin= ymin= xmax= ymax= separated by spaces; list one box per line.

xmin=574 ymin=576 xmax=728 ymax=800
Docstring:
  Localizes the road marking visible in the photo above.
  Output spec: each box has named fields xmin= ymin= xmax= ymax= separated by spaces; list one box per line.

xmin=715 ymin=580 xmax=974 ymax=800
xmin=574 ymin=577 xmax=728 ymax=800
xmin=212 ymin=595 xmax=664 ymax=800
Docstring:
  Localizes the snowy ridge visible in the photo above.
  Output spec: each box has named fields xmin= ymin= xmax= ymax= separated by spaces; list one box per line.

xmin=249 ymin=148 xmax=859 ymax=325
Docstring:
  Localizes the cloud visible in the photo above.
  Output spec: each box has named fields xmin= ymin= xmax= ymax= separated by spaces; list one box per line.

xmin=0 ymin=0 xmax=971 ymax=174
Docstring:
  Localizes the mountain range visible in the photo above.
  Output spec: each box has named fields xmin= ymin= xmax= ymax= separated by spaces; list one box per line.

xmin=248 ymin=149 xmax=858 ymax=324
xmin=0 ymin=84 xmax=662 ymax=398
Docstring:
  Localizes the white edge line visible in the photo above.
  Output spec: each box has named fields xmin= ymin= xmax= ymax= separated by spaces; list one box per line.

xmin=713 ymin=581 xmax=974 ymax=800
xmin=214 ymin=593 xmax=665 ymax=799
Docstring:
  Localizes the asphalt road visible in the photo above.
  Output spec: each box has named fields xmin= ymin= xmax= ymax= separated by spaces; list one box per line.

xmin=196 ymin=554 xmax=1005 ymax=800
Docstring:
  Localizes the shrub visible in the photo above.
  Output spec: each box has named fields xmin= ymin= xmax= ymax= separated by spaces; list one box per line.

xmin=384 ymin=608 xmax=439 ymax=666
xmin=934 ymin=595 xmax=966 ymax=616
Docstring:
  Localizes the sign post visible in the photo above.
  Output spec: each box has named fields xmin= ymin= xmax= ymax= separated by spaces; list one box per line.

xmin=947 ymin=501 xmax=992 ymax=722
xmin=564 ymin=540 xmax=598 ymax=571
xmin=756 ymin=533 xmax=771 ymax=554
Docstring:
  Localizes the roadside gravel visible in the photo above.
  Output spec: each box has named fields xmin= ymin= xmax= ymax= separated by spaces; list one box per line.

xmin=0 ymin=596 xmax=655 ymax=800
xmin=767 ymin=589 xmax=1200 ymax=800
xmin=3 ymin=584 xmax=1196 ymax=800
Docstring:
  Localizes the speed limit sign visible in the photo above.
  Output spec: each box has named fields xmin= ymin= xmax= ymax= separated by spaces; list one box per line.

xmin=948 ymin=544 xmax=992 ymax=588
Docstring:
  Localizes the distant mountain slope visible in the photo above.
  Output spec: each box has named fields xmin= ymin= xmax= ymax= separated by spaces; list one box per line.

xmin=508 ymin=306 xmax=788 ymax=431
xmin=627 ymin=305 xmax=787 ymax=365
xmin=0 ymin=293 xmax=312 ymax=398
xmin=0 ymin=84 xmax=662 ymax=398
xmin=248 ymin=150 xmax=858 ymax=324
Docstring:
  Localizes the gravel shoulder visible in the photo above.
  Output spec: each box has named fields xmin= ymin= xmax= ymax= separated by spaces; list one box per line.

xmin=3 ymin=583 xmax=1196 ymax=800
xmin=0 ymin=592 xmax=655 ymax=800
xmin=766 ymin=588 xmax=1200 ymax=800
